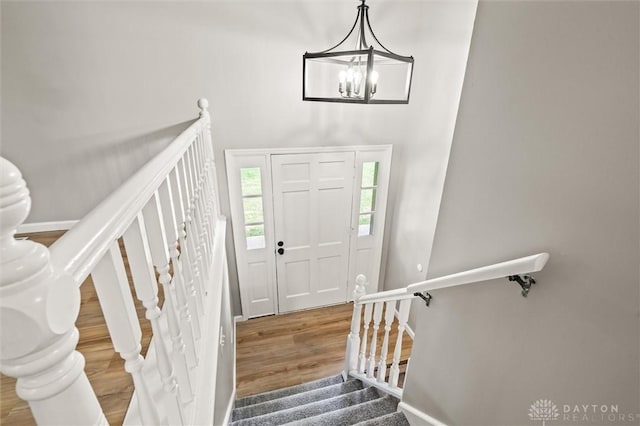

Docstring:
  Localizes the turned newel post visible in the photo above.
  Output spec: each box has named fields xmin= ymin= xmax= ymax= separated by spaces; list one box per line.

xmin=344 ymin=274 xmax=368 ymax=376
xmin=353 ymin=274 xmax=367 ymax=300
xmin=0 ymin=157 xmax=106 ymax=425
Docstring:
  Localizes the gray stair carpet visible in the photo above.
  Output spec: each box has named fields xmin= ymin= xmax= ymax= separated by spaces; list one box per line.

xmin=231 ymin=374 xmax=409 ymax=426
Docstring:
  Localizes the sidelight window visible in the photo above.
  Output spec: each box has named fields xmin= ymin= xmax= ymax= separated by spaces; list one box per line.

xmin=240 ymin=167 xmax=266 ymax=249
xmin=358 ymin=161 xmax=379 ymax=236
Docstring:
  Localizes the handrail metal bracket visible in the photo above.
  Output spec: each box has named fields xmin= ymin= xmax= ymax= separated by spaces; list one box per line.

xmin=413 ymin=291 xmax=432 ymax=307
xmin=508 ymin=275 xmax=536 ymax=297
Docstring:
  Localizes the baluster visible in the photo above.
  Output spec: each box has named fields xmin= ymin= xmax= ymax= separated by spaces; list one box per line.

xmin=185 ymin=146 xmax=209 ymax=284
xmin=198 ymin=98 xmax=222 ymax=219
xmin=200 ymin=130 xmax=218 ymax=236
xmin=194 ymin=135 xmax=214 ymax=267
xmin=345 ymin=275 xmax=367 ymax=374
xmin=142 ymin=191 xmax=194 ymax=403
xmin=198 ymin=134 xmax=217 ymax=227
xmin=158 ymin=178 xmax=198 ymax=368
xmin=200 ymin=133 xmax=217 ymax=243
xmin=170 ymin=166 xmax=202 ymax=338
xmin=358 ymin=303 xmax=373 ymax=374
xmin=194 ymin=135 xmax=214 ymax=248
xmin=367 ymin=302 xmax=384 ymax=378
xmin=123 ymin=214 xmax=184 ymax=425
xmin=389 ymin=298 xmax=412 ymax=388
xmin=179 ymin=156 xmax=205 ymax=316
xmin=189 ymin=143 xmax=212 ymax=280
xmin=91 ymin=242 xmax=161 ymax=425
xmin=193 ymin=137 xmax=214 ymax=254
xmin=0 ymin=158 xmax=107 ymax=425
xmin=377 ymin=300 xmax=396 ymax=383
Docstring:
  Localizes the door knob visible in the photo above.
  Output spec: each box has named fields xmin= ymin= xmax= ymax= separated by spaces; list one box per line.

xmin=277 ymin=241 xmax=284 ymax=247
xmin=277 ymin=248 xmax=285 ymax=255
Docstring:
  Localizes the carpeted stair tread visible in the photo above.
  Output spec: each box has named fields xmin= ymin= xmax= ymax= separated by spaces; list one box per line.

xmin=235 ymin=374 xmax=344 ymax=408
xmin=283 ymin=394 xmax=400 ymax=426
xmin=232 ymin=379 xmax=364 ymax=421
xmin=353 ymin=411 xmax=410 ymax=426
xmin=230 ymin=387 xmax=383 ymax=426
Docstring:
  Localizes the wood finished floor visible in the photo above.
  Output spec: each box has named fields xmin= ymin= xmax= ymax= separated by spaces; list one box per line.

xmin=235 ymin=304 xmax=413 ymax=399
xmin=2 ymin=231 xmax=414 ymax=424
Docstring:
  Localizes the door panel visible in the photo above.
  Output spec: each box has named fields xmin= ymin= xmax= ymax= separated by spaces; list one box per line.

xmin=347 ymin=149 xmax=392 ymax=298
xmin=227 ymin=146 xmax=391 ymax=320
xmin=225 ymin=154 xmax=278 ymax=319
xmin=285 ymin=260 xmax=311 ymax=296
xmin=272 ymin=152 xmax=355 ymax=312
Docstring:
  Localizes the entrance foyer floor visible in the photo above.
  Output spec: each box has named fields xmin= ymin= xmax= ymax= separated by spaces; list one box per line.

xmin=235 ymin=303 xmax=413 ymax=399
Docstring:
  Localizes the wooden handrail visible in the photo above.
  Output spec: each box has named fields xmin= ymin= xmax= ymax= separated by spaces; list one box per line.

xmin=407 ymin=252 xmax=549 ymax=293
xmin=356 ymin=253 xmax=550 ymax=304
xmin=50 ymin=102 xmax=209 ymax=285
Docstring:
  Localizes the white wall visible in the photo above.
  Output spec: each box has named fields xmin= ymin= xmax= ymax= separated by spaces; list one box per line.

xmin=1 ymin=0 xmax=477 ymax=315
xmin=402 ymin=1 xmax=640 ymax=424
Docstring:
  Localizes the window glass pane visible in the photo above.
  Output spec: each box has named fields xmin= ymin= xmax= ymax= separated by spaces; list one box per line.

xmin=240 ymin=167 xmax=262 ymax=196
xmin=359 ymin=188 xmax=377 ymax=214
xmin=243 ymin=197 xmax=264 ymax=224
xmin=361 ymin=161 xmax=379 ymax=187
xmin=245 ymin=224 xmax=266 ymax=250
xmin=358 ymin=213 xmax=374 ymax=237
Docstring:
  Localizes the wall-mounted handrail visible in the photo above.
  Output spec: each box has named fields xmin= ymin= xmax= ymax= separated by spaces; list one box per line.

xmin=343 ymin=252 xmax=550 ymax=399
xmin=407 ymin=252 xmax=549 ymax=294
xmin=50 ymin=105 xmax=208 ymax=285
xmin=356 ymin=253 xmax=549 ymax=305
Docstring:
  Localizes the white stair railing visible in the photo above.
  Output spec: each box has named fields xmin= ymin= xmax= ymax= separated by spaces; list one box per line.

xmin=344 ymin=252 xmax=550 ymax=398
xmin=345 ymin=276 xmax=416 ymax=399
xmin=0 ymin=99 xmax=232 ymax=425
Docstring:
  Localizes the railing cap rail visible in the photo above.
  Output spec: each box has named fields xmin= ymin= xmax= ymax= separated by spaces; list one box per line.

xmin=357 ymin=288 xmax=414 ymax=303
xmin=50 ymin=99 xmax=210 ymax=285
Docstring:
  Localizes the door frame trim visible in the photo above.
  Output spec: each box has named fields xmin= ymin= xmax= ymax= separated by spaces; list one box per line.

xmin=226 ymin=145 xmax=392 ymax=157
xmin=226 ymin=145 xmax=393 ymax=320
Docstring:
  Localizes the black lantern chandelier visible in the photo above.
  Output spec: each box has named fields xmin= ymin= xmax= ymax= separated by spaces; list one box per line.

xmin=303 ymin=0 xmax=414 ymax=104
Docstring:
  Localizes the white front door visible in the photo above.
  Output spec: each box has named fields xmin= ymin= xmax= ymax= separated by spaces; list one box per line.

xmin=271 ymin=152 xmax=355 ymax=312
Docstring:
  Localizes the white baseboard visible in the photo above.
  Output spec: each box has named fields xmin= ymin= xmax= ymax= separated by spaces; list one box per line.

xmin=18 ymin=220 xmax=78 ymax=234
xmin=398 ymin=401 xmax=447 ymax=426
xmin=223 ymin=389 xmax=236 ymax=426
xmin=395 ymin=309 xmax=416 ymax=340
xmin=405 ymin=322 xmax=416 ymax=340
xmin=234 ymin=315 xmax=246 ymax=323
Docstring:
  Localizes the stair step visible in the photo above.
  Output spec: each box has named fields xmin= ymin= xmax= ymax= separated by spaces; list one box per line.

xmin=231 ymin=379 xmax=364 ymax=421
xmin=230 ymin=387 xmax=383 ymax=426
xmin=284 ymin=394 xmax=400 ymax=426
xmin=353 ymin=411 xmax=410 ymax=426
xmin=235 ymin=374 xmax=344 ymax=409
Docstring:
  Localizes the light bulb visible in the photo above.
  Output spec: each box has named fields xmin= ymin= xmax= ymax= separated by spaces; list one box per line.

xmin=354 ymin=71 xmax=363 ymax=95
xmin=338 ymin=70 xmax=346 ymax=94
xmin=345 ymin=67 xmax=354 ymax=96
xmin=369 ymin=70 xmax=379 ymax=95
xmin=346 ymin=68 xmax=354 ymax=82
xmin=369 ymin=70 xmax=379 ymax=84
